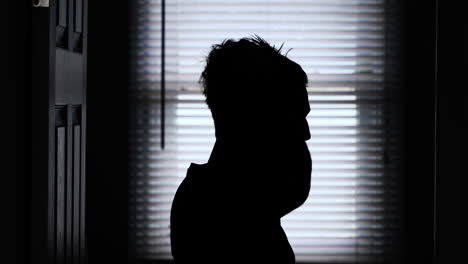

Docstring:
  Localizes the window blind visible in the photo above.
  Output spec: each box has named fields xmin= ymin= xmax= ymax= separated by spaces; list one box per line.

xmin=129 ymin=0 xmax=402 ymax=263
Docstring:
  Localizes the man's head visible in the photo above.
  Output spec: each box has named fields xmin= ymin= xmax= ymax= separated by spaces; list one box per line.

xmin=200 ymin=36 xmax=310 ymax=143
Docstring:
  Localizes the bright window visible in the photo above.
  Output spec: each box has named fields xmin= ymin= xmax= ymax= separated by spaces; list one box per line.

xmin=129 ymin=0 xmax=401 ymax=263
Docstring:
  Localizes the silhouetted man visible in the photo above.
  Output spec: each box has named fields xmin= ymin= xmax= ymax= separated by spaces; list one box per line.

xmin=170 ymin=36 xmax=312 ymax=264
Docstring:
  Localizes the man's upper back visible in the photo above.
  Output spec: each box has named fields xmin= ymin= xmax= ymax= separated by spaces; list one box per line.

xmin=170 ymin=163 xmax=295 ymax=264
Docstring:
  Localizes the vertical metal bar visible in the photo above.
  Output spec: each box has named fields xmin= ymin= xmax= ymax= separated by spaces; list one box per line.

xmin=161 ymin=0 xmax=166 ymax=149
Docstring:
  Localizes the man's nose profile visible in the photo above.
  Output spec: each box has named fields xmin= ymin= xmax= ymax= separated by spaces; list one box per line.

xmin=170 ymin=36 xmax=312 ymax=264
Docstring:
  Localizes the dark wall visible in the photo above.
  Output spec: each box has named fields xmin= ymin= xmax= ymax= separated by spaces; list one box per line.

xmin=399 ymin=1 xmax=468 ymax=263
xmin=86 ymin=1 xmax=131 ymax=263
xmin=3 ymin=1 xmax=29 ymax=264
xmin=397 ymin=1 xmax=468 ymax=263
xmin=436 ymin=1 xmax=468 ymax=263
xmin=400 ymin=1 xmax=437 ymax=263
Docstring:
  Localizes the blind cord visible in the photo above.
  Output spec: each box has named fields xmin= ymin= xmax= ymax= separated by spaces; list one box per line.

xmin=161 ymin=0 xmax=166 ymax=149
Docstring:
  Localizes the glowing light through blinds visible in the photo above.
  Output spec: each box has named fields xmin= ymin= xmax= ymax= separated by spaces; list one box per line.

xmin=129 ymin=0 xmax=401 ymax=263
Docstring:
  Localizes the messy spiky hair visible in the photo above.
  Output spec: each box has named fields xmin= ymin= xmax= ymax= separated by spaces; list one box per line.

xmin=200 ymin=36 xmax=308 ymax=119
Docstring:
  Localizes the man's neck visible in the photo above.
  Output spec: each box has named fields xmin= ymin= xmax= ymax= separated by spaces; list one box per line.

xmin=207 ymin=138 xmax=273 ymax=167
